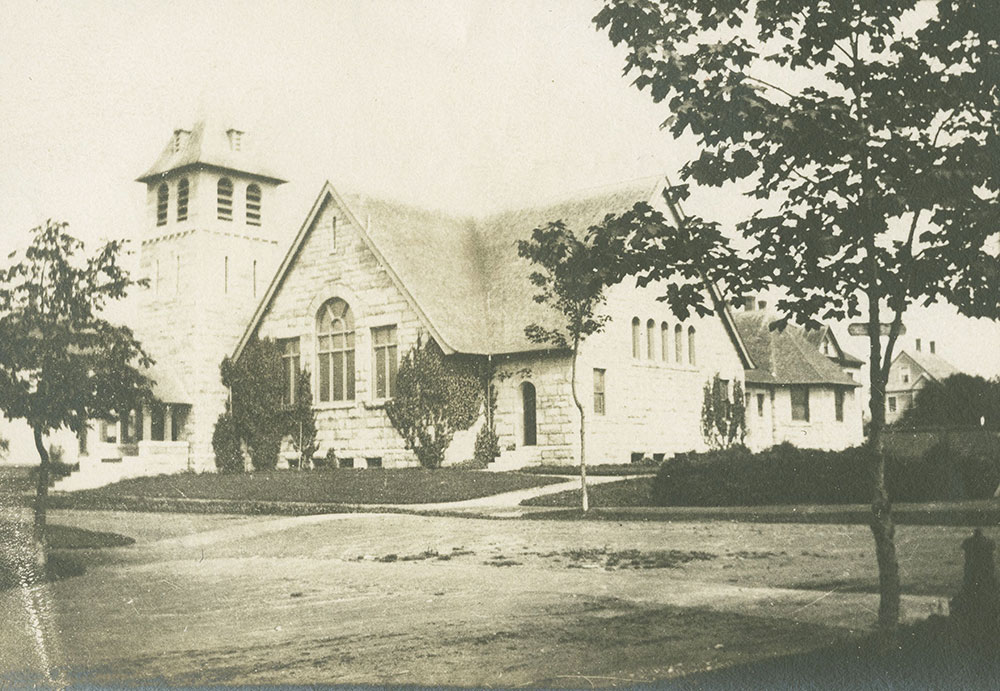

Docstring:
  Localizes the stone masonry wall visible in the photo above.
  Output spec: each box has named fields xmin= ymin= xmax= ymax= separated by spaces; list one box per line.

xmin=254 ymin=192 xmax=474 ymax=467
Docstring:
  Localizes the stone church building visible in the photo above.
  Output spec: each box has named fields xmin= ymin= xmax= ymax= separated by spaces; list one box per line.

xmin=54 ymin=122 xmax=863 ymax=488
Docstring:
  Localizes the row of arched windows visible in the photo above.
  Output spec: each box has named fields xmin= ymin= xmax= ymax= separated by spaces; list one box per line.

xmin=631 ymin=317 xmax=696 ymax=366
xmin=155 ymin=178 xmax=262 ymax=226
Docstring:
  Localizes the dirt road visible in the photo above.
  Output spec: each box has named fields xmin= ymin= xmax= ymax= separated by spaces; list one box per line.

xmin=0 ymin=510 xmax=977 ymax=687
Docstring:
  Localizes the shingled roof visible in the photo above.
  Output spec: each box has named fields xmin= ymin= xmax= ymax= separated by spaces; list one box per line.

xmin=236 ymin=177 xmax=754 ymax=362
xmin=897 ymin=349 xmax=959 ymax=382
xmin=137 ymin=119 xmax=286 ymax=184
xmin=735 ymin=312 xmax=859 ymax=387
xmin=798 ymin=325 xmax=865 ymax=367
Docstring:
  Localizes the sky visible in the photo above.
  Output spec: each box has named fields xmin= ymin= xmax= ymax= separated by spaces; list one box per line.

xmin=1 ymin=0 xmax=997 ymax=377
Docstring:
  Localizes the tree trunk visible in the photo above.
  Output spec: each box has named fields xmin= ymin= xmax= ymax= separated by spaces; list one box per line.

xmin=32 ymin=426 xmax=49 ymax=542
xmin=866 ymin=302 xmax=901 ymax=646
xmin=570 ymin=338 xmax=588 ymax=512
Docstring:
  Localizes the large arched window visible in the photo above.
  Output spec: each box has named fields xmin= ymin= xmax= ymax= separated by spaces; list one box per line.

xmin=177 ymin=178 xmax=189 ymax=222
xmin=631 ymin=318 xmax=641 ymax=359
xmin=156 ymin=183 xmax=168 ymax=226
xmin=317 ymin=298 xmax=355 ymax=402
xmin=661 ymin=322 xmax=669 ymax=362
xmin=217 ymin=177 xmax=233 ymax=221
xmin=646 ymin=319 xmax=656 ymax=360
xmin=674 ymin=324 xmax=683 ymax=362
xmin=688 ymin=325 xmax=697 ymax=365
xmin=246 ymin=183 xmax=262 ymax=226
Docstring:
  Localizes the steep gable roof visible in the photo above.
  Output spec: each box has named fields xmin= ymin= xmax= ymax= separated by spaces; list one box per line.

xmin=736 ymin=312 xmax=859 ymax=387
xmin=137 ymin=119 xmax=286 ymax=184
xmin=895 ymin=349 xmax=959 ymax=382
xmin=798 ymin=324 xmax=865 ymax=367
xmin=235 ymin=176 xmax=755 ymax=364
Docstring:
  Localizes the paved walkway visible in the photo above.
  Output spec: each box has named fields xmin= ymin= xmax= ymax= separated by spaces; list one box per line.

xmin=399 ymin=474 xmax=631 ymax=513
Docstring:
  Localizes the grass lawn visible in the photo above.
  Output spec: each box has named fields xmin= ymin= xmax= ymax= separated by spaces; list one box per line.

xmin=61 ymin=468 xmax=561 ymax=506
xmin=523 ymin=476 xmax=654 ymax=507
xmin=0 ymin=521 xmax=134 ymax=590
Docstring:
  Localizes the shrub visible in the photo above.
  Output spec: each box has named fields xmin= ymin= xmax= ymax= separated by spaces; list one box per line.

xmin=652 ymin=442 xmax=1000 ymax=507
xmin=384 ymin=337 xmax=482 ymax=469
xmin=212 ymin=403 xmax=244 ymax=473
xmin=473 ymin=424 xmax=500 ymax=468
xmin=312 ymin=447 xmax=337 ymax=471
xmin=219 ymin=338 xmax=285 ymax=471
xmin=652 ymin=444 xmax=872 ymax=506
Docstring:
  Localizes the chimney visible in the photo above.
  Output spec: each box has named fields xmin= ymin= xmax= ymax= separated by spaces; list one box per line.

xmin=172 ymin=128 xmax=191 ymax=153
xmin=916 ymin=338 xmax=922 ymax=352
xmin=226 ymin=128 xmax=244 ymax=152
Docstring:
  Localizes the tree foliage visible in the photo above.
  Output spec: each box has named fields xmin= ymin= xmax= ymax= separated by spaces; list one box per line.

xmin=212 ymin=400 xmax=244 ymax=473
xmin=287 ymin=369 xmax=319 ymax=467
xmin=517 ymin=221 xmax=617 ymax=511
xmin=591 ymin=0 xmax=1000 ymax=641
xmin=897 ymin=374 xmax=1000 ymax=430
xmin=219 ymin=338 xmax=285 ymax=471
xmin=700 ymin=374 xmax=747 ymax=450
xmin=384 ymin=337 xmax=481 ymax=469
xmin=0 ymin=220 xmax=152 ymax=531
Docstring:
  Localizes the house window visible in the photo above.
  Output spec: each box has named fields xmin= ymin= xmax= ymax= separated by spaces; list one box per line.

xmin=177 ymin=178 xmax=189 ymax=221
xmin=246 ymin=184 xmax=262 ymax=226
xmin=150 ymin=403 xmax=166 ymax=442
xmin=900 ymin=367 xmax=910 ymax=384
xmin=99 ymin=419 xmax=118 ymax=444
xmin=252 ymin=260 xmax=257 ymax=297
xmin=593 ymin=368 xmax=606 ymax=415
xmin=631 ymin=318 xmax=641 ymax=359
xmin=915 ymin=338 xmax=922 ymax=352
xmin=930 ymin=341 xmax=936 ymax=354
xmin=835 ymin=389 xmax=845 ymax=422
xmin=317 ymin=298 xmax=355 ymax=402
xmin=156 ymin=183 xmax=168 ymax=226
xmin=224 ymin=256 xmax=229 ymax=294
xmin=791 ymin=386 xmax=810 ymax=421
xmin=757 ymin=300 xmax=767 ymax=310
xmin=372 ymin=325 xmax=398 ymax=399
xmin=646 ymin=319 xmax=656 ymax=360
xmin=688 ymin=326 xmax=697 ymax=366
xmin=279 ymin=337 xmax=300 ymax=406
xmin=674 ymin=324 xmax=683 ymax=362
xmin=660 ymin=322 xmax=669 ymax=362
xmin=217 ymin=177 xmax=233 ymax=220
xmin=757 ymin=393 xmax=765 ymax=417
xmin=330 ymin=216 xmax=337 ymax=251
xmin=888 ymin=396 xmax=897 ymax=413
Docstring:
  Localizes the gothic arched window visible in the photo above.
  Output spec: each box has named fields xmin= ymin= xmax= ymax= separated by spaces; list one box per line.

xmin=317 ymin=298 xmax=355 ymax=402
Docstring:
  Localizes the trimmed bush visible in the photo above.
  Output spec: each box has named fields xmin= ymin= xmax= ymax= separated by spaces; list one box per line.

xmin=651 ymin=442 xmax=1000 ymax=507
xmin=212 ymin=405 xmax=244 ymax=473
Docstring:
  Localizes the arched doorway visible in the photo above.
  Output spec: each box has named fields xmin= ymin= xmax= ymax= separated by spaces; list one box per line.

xmin=521 ymin=382 xmax=537 ymax=446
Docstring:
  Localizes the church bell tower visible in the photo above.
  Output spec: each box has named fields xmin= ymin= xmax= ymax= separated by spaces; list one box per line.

xmin=134 ymin=120 xmax=287 ymax=471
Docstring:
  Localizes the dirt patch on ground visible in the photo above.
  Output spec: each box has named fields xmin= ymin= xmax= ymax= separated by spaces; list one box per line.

xmin=0 ymin=510 xmax=983 ymax=686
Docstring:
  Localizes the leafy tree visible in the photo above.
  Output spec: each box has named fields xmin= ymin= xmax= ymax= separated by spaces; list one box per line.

xmin=384 ymin=336 xmax=481 ymax=469
xmin=212 ymin=400 xmax=244 ymax=473
xmin=517 ymin=221 xmax=615 ymax=511
xmin=701 ymin=374 xmax=747 ymax=450
xmin=0 ymin=220 xmax=151 ymax=537
xmin=219 ymin=338 xmax=284 ymax=471
xmin=592 ymin=0 xmax=999 ymax=640
xmin=897 ymin=374 xmax=1000 ymax=430
xmin=287 ymin=368 xmax=318 ymax=468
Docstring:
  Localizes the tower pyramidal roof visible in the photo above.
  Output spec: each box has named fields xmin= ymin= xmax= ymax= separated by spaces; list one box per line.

xmin=136 ymin=119 xmax=286 ymax=184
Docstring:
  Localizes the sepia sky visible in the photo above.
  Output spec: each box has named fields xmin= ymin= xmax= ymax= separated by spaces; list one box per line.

xmin=1 ymin=0 xmax=997 ymax=376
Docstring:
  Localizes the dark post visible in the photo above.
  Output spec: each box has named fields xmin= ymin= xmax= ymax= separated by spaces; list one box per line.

xmin=950 ymin=529 xmax=1000 ymax=649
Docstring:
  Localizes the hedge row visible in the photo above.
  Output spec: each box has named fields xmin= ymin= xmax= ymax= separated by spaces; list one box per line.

xmin=652 ymin=441 xmax=1000 ymax=507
